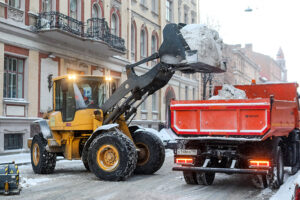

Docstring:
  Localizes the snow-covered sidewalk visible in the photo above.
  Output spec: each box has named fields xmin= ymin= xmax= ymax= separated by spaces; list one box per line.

xmin=271 ymin=170 xmax=300 ymax=200
xmin=0 ymin=153 xmax=31 ymax=165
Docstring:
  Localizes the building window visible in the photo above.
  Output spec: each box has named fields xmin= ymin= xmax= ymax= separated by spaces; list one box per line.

xmin=92 ymin=3 xmax=102 ymax=18
xmin=111 ymin=13 xmax=119 ymax=36
xmin=70 ymin=0 xmax=78 ymax=19
xmin=9 ymin=0 xmax=20 ymax=9
xmin=151 ymin=34 xmax=158 ymax=65
xmin=184 ymin=12 xmax=188 ymax=24
xmin=131 ymin=22 xmax=136 ymax=61
xmin=42 ymin=0 xmax=52 ymax=12
xmin=141 ymin=0 xmax=147 ymax=6
xmin=152 ymin=0 xmax=158 ymax=13
xmin=166 ymin=0 xmax=172 ymax=22
xmin=140 ymin=28 xmax=147 ymax=59
xmin=152 ymin=92 xmax=158 ymax=111
xmin=192 ymin=88 xmax=196 ymax=100
xmin=3 ymin=56 xmax=24 ymax=99
xmin=141 ymin=99 xmax=147 ymax=111
xmin=4 ymin=134 xmax=23 ymax=150
xmin=185 ymin=86 xmax=188 ymax=100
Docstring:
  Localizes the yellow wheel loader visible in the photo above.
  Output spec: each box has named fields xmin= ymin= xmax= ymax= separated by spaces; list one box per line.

xmin=27 ymin=23 xmax=225 ymax=181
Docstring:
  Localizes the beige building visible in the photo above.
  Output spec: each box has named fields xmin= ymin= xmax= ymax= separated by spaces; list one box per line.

xmin=204 ymin=44 xmax=287 ymax=99
xmin=0 ymin=0 xmax=200 ymax=154
xmin=243 ymin=44 xmax=287 ymax=83
xmin=203 ymin=44 xmax=261 ymax=99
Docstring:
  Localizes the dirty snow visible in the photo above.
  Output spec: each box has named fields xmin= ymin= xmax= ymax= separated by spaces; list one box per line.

xmin=180 ymin=24 xmax=224 ymax=68
xmin=271 ymin=170 xmax=300 ymax=200
xmin=209 ymin=84 xmax=247 ymax=100
xmin=21 ymin=177 xmax=51 ymax=187
xmin=0 ymin=153 xmax=30 ymax=165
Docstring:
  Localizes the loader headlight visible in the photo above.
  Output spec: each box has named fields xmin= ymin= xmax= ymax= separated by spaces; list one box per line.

xmin=105 ymin=76 xmax=112 ymax=81
xmin=68 ymin=74 xmax=77 ymax=80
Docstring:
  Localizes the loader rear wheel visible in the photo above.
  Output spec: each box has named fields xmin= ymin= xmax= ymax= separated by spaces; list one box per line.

xmin=31 ymin=135 xmax=56 ymax=174
xmin=196 ymin=172 xmax=215 ymax=185
xmin=88 ymin=131 xmax=137 ymax=181
xmin=183 ymin=171 xmax=198 ymax=184
xmin=132 ymin=131 xmax=165 ymax=174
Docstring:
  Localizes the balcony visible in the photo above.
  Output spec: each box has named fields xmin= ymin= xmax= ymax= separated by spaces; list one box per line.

xmin=35 ymin=12 xmax=126 ymax=55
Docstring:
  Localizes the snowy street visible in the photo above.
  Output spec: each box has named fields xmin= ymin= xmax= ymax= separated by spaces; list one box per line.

xmin=1 ymin=150 xmax=293 ymax=200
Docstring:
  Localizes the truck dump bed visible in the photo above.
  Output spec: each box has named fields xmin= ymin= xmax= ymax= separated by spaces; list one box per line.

xmin=170 ymin=83 xmax=299 ymax=140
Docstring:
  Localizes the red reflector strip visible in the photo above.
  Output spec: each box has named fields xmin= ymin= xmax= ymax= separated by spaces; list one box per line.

xmin=176 ymin=158 xmax=193 ymax=164
xmin=249 ymin=160 xmax=270 ymax=167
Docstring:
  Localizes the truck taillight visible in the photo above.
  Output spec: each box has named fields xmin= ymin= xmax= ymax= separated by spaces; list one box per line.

xmin=175 ymin=157 xmax=194 ymax=165
xmin=295 ymin=184 xmax=300 ymax=200
xmin=249 ymin=160 xmax=270 ymax=168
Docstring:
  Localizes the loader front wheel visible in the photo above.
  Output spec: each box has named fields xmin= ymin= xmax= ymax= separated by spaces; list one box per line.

xmin=132 ymin=131 xmax=165 ymax=174
xmin=88 ymin=131 xmax=137 ymax=181
xmin=31 ymin=135 xmax=56 ymax=174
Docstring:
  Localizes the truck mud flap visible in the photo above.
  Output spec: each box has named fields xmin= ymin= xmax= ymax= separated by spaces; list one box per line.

xmin=173 ymin=166 xmax=269 ymax=175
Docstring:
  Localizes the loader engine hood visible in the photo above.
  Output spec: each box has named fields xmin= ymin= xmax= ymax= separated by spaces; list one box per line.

xmin=159 ymin=23 xmax=226 ymax=74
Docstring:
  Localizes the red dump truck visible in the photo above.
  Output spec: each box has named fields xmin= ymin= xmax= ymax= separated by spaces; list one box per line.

xmin=171 ymin=82 xmax=300 ymax=188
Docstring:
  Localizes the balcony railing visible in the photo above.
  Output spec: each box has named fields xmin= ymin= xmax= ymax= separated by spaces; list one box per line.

xmin=36 ymin=12 xmax=126 ymax=52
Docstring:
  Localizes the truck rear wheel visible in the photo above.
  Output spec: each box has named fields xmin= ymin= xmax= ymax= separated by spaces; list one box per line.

xmin=31 ymin=135 xmax=56 ymax=174
xmin=271 ymin=146 xmax=284 ymax=189
xmin=88 ymin=131 xmax=137 ymax=181
xmin=132 ymin=131 xmax=165 ymax=174
xmin=196 ymin=172 xmax=215 ymax=185
xmin=183 ymin=172 xmax=198 ymax=184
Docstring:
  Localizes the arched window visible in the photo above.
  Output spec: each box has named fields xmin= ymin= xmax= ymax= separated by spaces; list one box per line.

xmin=131 ymin=22 xmax=136 ymax=61
xmin=151 ymin=34 xmax=158 ymax=66
xmin=42 ymin=0 xmax=52 ymax=12
xmin=111 ymin=13 xmax=119 ymax=36
xmin=70 ymin=0 xmax=78 ymax=19
xmin=151 ymin=34 xmax=158 ymax=54
xmin=9 ymin=0 xmax=20 ymax=9
xmin=140 ymin=28 xmax=147 ymax=59
xmin=92 ymin=3 xmax=102 ymax=18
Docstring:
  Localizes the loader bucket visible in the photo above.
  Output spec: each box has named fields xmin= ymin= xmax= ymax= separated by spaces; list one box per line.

xmin=0 ymin=162 xmax=20 ymax=195
xmin=159 ymin=23 xmax=226 ymax=74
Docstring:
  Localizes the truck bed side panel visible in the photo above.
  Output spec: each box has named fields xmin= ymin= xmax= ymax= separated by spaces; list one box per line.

xmin=171 ymin=99 xmax=271 ymax=136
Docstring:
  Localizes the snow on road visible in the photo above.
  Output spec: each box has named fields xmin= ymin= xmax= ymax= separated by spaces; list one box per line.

xmin=271 ymin=171 xmax=300 ymax=200
xmin=1 ymin=151 xmax=283 ymax=200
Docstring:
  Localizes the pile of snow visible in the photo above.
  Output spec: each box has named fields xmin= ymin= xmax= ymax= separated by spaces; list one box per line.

xmin=22 ymin=177 xmax=51 ymax=187
xmin=180 ymin=24 xmax=224 ymax=69
xmin=270 ymin=171 xmax=300 ymax=200
xmin=209 ymin=84 xmax=247 ymax=100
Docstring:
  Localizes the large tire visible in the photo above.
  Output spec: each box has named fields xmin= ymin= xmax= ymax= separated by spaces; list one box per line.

xmin=251 ymin=175 xmax=269 ymax=189
xmin=271 ymin=146 xmax=284 ymax=189
xmin=183 ymin=171 xmax=198 ymax=184
xmin=82 ymin=159 xmax=90 ymax=171
xmin=88 ymin=130 xmax=137 ymax=181
xmin=31 ymin=135 xmax=56 ymax=174
xmin=132 ymin=131 xmax=165 ymax=174
xmin=196 ymin=172 xmax=215 ymax=185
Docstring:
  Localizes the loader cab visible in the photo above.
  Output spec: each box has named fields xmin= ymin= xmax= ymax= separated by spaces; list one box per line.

xmin=53 ymin=75 xmax=107 ymax=122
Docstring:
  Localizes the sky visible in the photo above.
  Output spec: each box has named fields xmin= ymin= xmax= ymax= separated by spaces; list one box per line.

xmin=199 ymin=0 xmax=300 ymax=84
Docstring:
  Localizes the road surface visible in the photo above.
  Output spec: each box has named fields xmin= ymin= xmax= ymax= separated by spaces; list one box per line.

xmin=2 ymin=151 xmax=282 ymax=200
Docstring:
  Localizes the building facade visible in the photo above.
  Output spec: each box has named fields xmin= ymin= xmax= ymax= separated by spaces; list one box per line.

xmin=203 ymin=43 xmax=287 ymax=99
xmin=243 ymin=44 xmax=287 ymax=83
xmin=0 ymin=0 xmax=200 ymax=154
xmin=203 ymin=44 xmax=261 ymax=99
